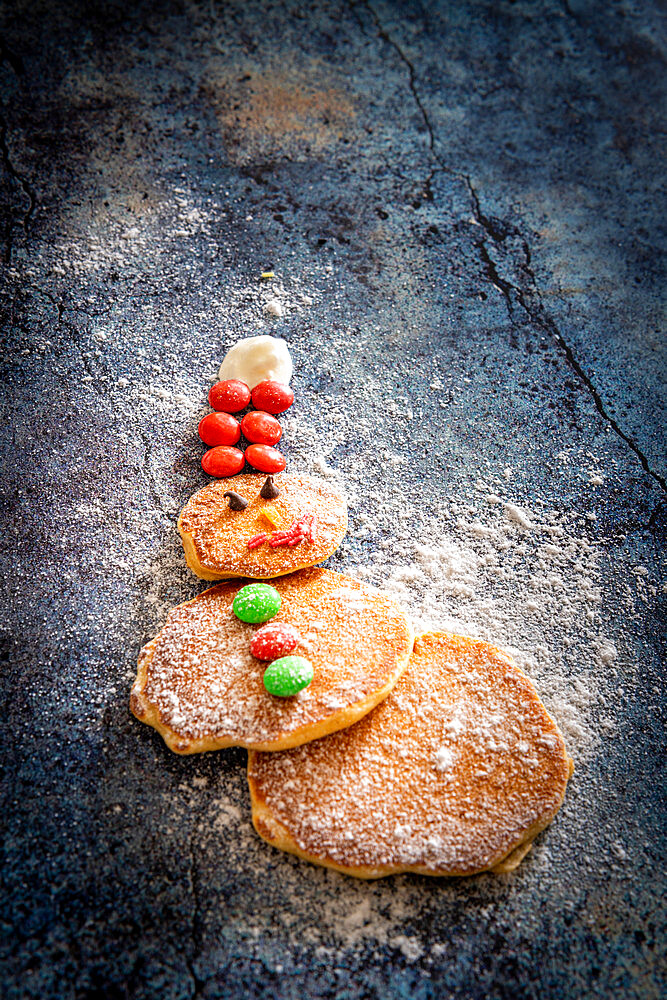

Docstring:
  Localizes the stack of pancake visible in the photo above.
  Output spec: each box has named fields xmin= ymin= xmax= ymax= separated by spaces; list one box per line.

xmin=131 ymin=473 xmax=572 ymax=878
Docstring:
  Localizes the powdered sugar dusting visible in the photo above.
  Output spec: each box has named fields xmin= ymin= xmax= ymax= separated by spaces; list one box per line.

xmin=432 ymin=746 xmax=454 ymax=771
xmin=111 ymin=320 xmax=642 ymax=960
xmin=132 ymin=568 xmax=412 ymax=750
xmin=342 ymin=490 xmax=614 ymax=758
xmin=249 ymin=632 xmax=572 ymax=875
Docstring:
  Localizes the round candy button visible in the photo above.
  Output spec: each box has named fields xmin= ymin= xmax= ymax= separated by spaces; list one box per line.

xmin=201 ymin=446 xmax=245 ymax=477
xmin=245 ymin=444 xmax=286 ymax=474
xmin=198 ymin=412 xmax=241 ymax=447
xmin=250 ymin=622 xmax=301 ymax=661
xmin=241 ymin=410 xmax=282 ymax=446
xmin=251 ymin=380 xmax=294 ymax=415
xmin=232 ymin=583 xmax=281 ymax=624
xmin=263 ymin=655 xmax=314 ymax=697
xmin=245 ymin=444 xmax=287 ymax=475
xmin=208 ymin=379 xmax=251 ymax=413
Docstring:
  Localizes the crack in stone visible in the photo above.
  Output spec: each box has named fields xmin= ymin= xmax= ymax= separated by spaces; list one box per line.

xmin=511 ymin=273 xmax=667 ymax=498
xmin=0 ymin=114 xmax=36 ymax=262
xmin=25 ymin=284 xmax=65 ymax=324
xmin=24 ymin=285 xmax=120 ymax=408
xmin=463 ymin=179 xmax=667 ymax=497
xmin=354 ymin=0 xmax=439 ymax=205
xmin=24 ymin=281 xmax=114 ymax=321
xmin=354 ymin=0 xmax=667 ymax=501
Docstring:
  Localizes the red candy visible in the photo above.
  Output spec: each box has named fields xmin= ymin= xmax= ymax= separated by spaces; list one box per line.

xmin=251 ymin=380 xmax=294 ymax=415
xmin=246 ymin=514 xmax=316 ymax=551
xmin=241 ymin=410 xmax=282 ymax=446
xmin=201 ymin=446 xmax=245 ymax=477
xmin=198 ymin=412 xmax=241 ymax=447
xmin=247 ymin=532 xmax=268 ymax=550
xmin=250 ymin=622 xmax=301 ymax=661
xmin=245 ymin=444 xmax=286 ymax=473
xmin=268 ymin=513 xmax=316 ymax=547
xmin=208 ymin=379 xmax=251 ymax=413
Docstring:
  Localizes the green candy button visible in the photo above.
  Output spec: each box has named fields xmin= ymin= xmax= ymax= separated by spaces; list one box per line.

xmin=232 ymin=583 xmax=281 ymax=624
xmin=263 ymin=655 xmax=314 ymax=697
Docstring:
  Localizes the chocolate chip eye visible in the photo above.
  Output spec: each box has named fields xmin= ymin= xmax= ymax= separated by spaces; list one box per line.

xmin=223 ymin=491 xmax=248 ymax=511
xmin=260 ymin=476 xmax=281 ymax=499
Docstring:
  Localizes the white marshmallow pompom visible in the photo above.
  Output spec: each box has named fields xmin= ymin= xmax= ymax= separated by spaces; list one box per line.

xmin=218 ymin=336 xmax=293 ymax=389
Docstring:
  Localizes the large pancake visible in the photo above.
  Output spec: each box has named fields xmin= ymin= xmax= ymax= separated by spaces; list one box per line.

xmin=177 ymin=473 xmax=347 ymax=580
xmin=248 ymin=631 xmax=573 ymax=877
xmin=131 ymin=568 xmax=413 ymax=753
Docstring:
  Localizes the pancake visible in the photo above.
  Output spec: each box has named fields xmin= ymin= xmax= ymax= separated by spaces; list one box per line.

xmin=248 ymin=631 xmax=573 ymax=878
xmin=178 ymin=473 xmax=347 ymax=581
xmin=131 ymin=568 xmax=413 ymax=753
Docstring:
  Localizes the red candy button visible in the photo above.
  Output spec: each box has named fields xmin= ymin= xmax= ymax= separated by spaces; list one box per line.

xmin=245 ymin=444 xmax=286 ymax=473
xmin=251 ymin=380 xmax=294 ymax=415
xmin=208 ymin=379 xmax=251 ymax=413
xmin=241 ymin=410 xmax=282 ymax=446
xmin=250 ymin=622 xmax=301 ymax=661
xmin=198 ymin=412 xmax=241 ymax=447
xmin=201 ymin=446 xmax=245 ymax=477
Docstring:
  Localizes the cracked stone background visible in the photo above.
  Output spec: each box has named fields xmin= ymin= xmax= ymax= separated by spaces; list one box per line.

xmin=1 ymin=1 xmax=665 ymax=998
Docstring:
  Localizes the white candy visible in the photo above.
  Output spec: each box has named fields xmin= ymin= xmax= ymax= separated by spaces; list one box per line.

xmin=218 ymin=335 xmax=292 ymax=389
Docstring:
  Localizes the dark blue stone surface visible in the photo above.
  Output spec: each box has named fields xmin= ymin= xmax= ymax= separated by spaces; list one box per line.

xmin=1 ymin=2 xmax=665 ymax=998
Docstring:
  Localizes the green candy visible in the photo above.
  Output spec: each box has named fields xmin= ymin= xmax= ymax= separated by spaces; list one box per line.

xmin=232 ymin=583 xmax=281 ymax=624
xmin=263 ymin=656 xmax=314 ymax=697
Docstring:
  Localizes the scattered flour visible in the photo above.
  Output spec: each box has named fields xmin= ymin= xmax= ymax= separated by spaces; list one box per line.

xmin=128 ymin=433 xmax=627 ymax=960
xmin=336 ymin=480 xmax=617 ymax=761
xmin=504 ymin=503 xmax=533 ymax=530
xmin=264 ymin=298 xmax=284 ymax=317
xmin=387 ymin=935 xmax=425 ymax=962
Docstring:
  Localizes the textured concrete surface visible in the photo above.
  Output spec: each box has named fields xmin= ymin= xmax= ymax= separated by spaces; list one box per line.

xmin=1 ymin=2 xmax=665 ymax=998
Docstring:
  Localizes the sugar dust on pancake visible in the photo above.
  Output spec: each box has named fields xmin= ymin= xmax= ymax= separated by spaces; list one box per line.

xmin=131 ymin=568 xmax=414 ymax=753
xmin=248 ymin=631 xmax=573 ymax=878
xmin=178 ymin=472 xmax=348 ymax=580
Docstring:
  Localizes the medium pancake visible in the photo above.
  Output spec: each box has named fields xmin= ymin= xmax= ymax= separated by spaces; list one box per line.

xmin=248 ymin=631 xmax=573 ymax=878
xmin=178 ymin=473 xmax=347 ymax=580
xmin=131 ymin=568 xmax=413 ymax=753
